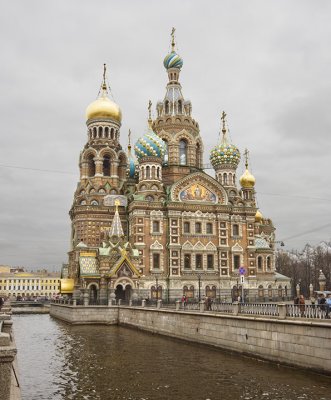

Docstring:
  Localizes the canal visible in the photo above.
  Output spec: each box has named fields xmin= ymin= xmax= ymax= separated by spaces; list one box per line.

xmin=13 ymin=314 xmax=331 ymax=400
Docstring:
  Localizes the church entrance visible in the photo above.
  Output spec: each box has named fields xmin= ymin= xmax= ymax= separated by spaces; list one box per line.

xmin=115 ymin=284 xmax=132 ymax=302
xmin=89 ymin=284 xmax=98 ymax=305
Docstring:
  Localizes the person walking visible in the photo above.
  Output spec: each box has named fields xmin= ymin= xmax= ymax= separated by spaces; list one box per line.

xmin=326 ymin=294 xmax=331 ymax=319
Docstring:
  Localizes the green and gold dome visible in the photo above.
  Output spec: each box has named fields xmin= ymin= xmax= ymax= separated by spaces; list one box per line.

xmin=210 ymin=112 xmax=240 ymax=169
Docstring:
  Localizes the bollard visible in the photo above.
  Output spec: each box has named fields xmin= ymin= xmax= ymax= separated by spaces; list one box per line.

xmin=129 ymin=300 xmax=133 ymax=307
xmin=83 ymin=292 xmax=89 ymax=307
xmin=142 ymin=299 xmax=146 ymax=308
xmin=199 ymin=300 xmax=205 ymax=313
xmin=157 ymin=299 xmax=162 ymax=309
xmin=176 ymin=300 xmax=180 ymax=311
xmin=277 ymin=303 xmax=287 ymax=319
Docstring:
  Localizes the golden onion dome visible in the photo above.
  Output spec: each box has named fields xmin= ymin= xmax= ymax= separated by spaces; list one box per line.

xmin=86 ymin=85 xmax=122 ymax=122
xmin=255 ymin=210 xmax=263 ymax=223
xmin=239 ymin=168 xmax=256 ymax=188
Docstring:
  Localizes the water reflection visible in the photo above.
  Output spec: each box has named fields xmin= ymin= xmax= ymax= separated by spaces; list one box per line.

xmin=13 ymin=315 xmax=331 ymax=400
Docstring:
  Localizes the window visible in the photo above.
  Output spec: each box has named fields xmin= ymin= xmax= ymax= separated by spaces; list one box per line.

xmin=184 ymin=254 xmax=191 ymax=269
xmin=153 ymin=221 xmax=160 ymax=233
xmin=183 ymin=222 xmax=190 ymax=233
xmin=195 ymin=222 xmax=202 ymax=234
xmin=163 ymin=140 xmax=168 ymax=164
xmin=267 ymin=257 xmax=271 ymax=270
xmin=233 ymin=224 xmax=239 ymax=236
xmin=153 ymin=254 xmax=160 ymax=269
xmin=257 ymin=256 xmax=263 ymax=270
xmin=233 ymin=255 xmax=240 ymax=270
xmin=87 ymin=154 xmax=95 ymax=177
xmin=179 ymin=140 xmax=187 ymax=165
xmin=195 ymin=254 xmax=203 ymax=270
xmin=103 ymin=155 xmax=111 ymax=176
xmin=206 ymin=223 xmax=213 ymax=234
xmin=207 ymin=255 xmax=214 ymax=269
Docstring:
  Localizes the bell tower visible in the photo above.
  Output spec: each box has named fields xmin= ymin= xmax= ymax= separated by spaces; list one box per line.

xmin=153 ymin=28 xmax=204 ymax=185
xmin=69 ymin=65 xmax=128 ymax=251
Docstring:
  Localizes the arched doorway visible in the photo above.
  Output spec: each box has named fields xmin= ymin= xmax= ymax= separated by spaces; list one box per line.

xmin=89 ymin=284 xmax=98 ymax=305
xmin=115 ymin=285 xmax=125 ymax=301
xmin=232 ymin=285 xmax=239 ymax=302
xmin=125 ymin=285 xmax=132 ymax=302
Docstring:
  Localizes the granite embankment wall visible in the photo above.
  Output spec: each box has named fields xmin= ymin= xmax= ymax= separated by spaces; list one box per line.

xmin=50 ymin=304 xmax=331 ymax=375
xmin=0 ymin=304 xmax=21 ymax=400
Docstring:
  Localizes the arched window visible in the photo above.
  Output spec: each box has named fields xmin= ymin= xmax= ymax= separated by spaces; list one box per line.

xmin=146 ymin=166 xmax=151 ymax=179
xmin=267 ymin=257 xmax=271 ymax=271
xmin=223 ymin=173 xmax=227 ymax=185
xmin=98 ymin=126 xmax=103 ymax=138
xmin=165 ymin=100 xmax=170 ymax=114
xmin=110 ymin=128 xmax=114 ymax=139
xmin=196 ymin=143 xmax=201 ymax=168
xmin=103 ymin=155 xmax=111 ymax=176
xmin=268 ymin=285 xmax=272 ymax=298
xmin=105 ymin=127 xmax=109 ymax=138
xmin=91 ymin=200 xmax=98 ymax=206
xmin=278 ymin=285 xmax=283 ymax=298
xmin=258 ymin=285 xmax=264 ymax=298
xmin=257 ymin=256 xmax=263 ymax=270
xmin=93 ymin=127 xmax=97 ymax=139
xmin=87 ymin=154 xmax=95 ymax=177
xmin=163 ymin=140 xmax=168 ymax=164
xmin=179 ymin=140 xmax=187 ymax=165
xmin=178 ymin=100 xmax=183 ymax=114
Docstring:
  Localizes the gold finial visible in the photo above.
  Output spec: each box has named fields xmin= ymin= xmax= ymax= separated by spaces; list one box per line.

xmin=171 ymin=27 xmax=176 ymax=52
xmin=115 ymin=199 xmax=121 ymax=211
xmin=244 ymin=148 xmax=249 ymax=169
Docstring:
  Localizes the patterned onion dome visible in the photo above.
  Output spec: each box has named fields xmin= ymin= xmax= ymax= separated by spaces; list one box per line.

xmin=210 ymin=142 xmax=241 ymax=169
xmin=134 ymin=127 xmax=166 ymax=162
xmin=163 ymin=51 xmax=183 ymax=70
xmin=240 ymin=168 xmax=256 ymax=188
xmin=127 ymin=155 xmax=136 ymax=178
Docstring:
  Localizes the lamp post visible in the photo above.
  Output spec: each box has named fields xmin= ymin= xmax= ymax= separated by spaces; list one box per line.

xmin=156 ymin=277 xmax=159 ymax=301
xmin=197 ymin=273 xmax=201 ymax=302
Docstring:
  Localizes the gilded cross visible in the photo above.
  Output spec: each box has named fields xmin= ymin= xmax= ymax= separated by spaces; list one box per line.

xmin=243 ymin=148 xmax=249 ymax=169
xmin=148 ymin=100 xmax=152 ymax=120
xmin=221 ymin=111 xmax=227 ymax=131
xmin=171 ymin=27 xmax=176 ymax=51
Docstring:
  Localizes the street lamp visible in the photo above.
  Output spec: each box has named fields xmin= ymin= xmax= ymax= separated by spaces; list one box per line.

xmin=155 ymin=277 xmax=159 ymax=301
xmin=197 ymin=273 xmax=201 ymax=302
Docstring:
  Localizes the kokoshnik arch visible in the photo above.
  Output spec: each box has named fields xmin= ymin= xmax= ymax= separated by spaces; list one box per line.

xmin=60 ymin=29 xmax=290 ymax=303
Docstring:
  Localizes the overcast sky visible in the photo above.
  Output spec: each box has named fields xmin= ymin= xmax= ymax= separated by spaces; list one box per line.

xmin=0 ymin=0 xmax=330 ymax=270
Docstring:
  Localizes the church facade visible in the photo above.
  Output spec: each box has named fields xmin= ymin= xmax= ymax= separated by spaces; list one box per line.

xmin=62 ymin=32 xmax=290 ymax=303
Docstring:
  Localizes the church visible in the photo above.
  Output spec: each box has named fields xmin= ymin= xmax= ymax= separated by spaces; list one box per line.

xmin=61 ymin=30 xmax=290 ymax=303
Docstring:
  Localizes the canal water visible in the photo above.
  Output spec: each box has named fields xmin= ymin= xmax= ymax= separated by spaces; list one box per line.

xmin=13 ymin=314 xmax=331 ymax=400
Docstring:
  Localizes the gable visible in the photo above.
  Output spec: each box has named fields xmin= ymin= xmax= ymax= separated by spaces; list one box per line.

xmin=170 ymin=172 xmax=228 ymax=205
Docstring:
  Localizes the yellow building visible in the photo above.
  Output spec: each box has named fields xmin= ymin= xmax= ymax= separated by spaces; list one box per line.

xmin=0 ymin=271 xmax=60 ymax=299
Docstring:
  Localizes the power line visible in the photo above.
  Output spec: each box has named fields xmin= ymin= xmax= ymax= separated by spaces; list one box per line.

xmin=282 ymin=222 xmax=331 ymax=241
xmin=0 ymin=164 xmax=75 ymax=175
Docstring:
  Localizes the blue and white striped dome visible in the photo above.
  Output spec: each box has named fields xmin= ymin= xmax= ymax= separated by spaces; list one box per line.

xmin=134 ymin=127 xmax=166 ymax=162
xmin=163 ymin=51 xmax=183 ymax=70
xmin=127 ymin=154 xmax=136 ymax=178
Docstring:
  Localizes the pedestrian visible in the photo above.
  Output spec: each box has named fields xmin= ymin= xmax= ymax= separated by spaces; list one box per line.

xmin=207 ymin=296 xmax=212 ymax=311
xmin=299 ymin=295 xmax=305 ymax=317
xmin=319 ymin=293 xmax=326 ymax=317
xmin=326 ymin=294 xmax=331 ymax=319
xmin=181 ymin=295 xmax=186 ymax=309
